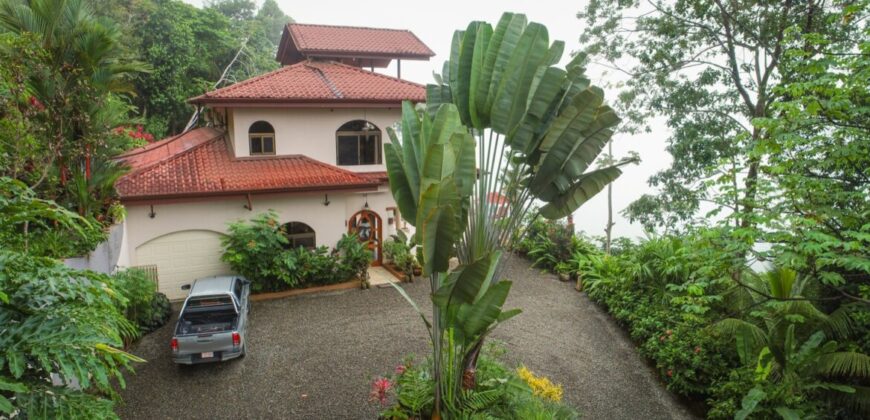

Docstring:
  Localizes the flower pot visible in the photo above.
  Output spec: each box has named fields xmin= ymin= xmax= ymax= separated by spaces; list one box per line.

xmin=412 ymin=266 xmax=422 ymax=276
xmin=558 ymin=272 xmax=571 ymax=282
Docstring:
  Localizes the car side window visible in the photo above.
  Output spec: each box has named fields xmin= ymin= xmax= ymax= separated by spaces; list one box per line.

xmin=233 ymin=279 xmax=243 ymax=301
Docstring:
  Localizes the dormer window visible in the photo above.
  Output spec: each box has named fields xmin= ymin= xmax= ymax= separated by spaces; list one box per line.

xmin=249 ymin=121 xmax=275 ymax=155
xmin=336 ymin=120 xmax=381 ymax=166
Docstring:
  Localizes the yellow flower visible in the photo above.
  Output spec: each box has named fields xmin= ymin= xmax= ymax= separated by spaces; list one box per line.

xmin=517 ymin=365 xmax=563 ymax=402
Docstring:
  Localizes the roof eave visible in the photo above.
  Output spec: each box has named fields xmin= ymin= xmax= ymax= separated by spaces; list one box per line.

xmin=301 ymin=51 xmax=435 ymax=60
xmin=118 ymin=183 xmax=381 ymax=203
xmin=187 ymin=98 xmax=422 ymax=108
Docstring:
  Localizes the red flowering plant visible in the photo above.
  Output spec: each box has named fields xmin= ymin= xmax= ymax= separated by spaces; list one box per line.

xmin=369 ymin=377 xmax=392 ymax=406
xmin=113 ymin=125 xmax=155 ymax=147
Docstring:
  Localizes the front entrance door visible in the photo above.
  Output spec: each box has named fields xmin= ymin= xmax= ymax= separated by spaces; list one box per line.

xmin=348 ymin=210 xmax=382 ymax=266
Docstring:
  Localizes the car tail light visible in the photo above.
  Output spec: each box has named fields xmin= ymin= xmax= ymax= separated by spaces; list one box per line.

xmin=232 ymin=332 xmax=241 ymax=348
xmin=170 ymin=337 xmax=178 ymax=353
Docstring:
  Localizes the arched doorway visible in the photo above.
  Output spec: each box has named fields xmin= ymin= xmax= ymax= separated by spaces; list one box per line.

xmin=348 ymin=210 xmax=382 ymax=266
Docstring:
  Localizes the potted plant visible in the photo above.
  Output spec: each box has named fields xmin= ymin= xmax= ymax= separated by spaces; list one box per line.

xmin=555 ymin=262 xmax=572 ymax=282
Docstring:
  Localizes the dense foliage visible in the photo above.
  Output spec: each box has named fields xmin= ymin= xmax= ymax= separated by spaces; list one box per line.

xmin=98 ymin=0 xmax=291 ymax=137
xmin=221 ymin=211 xmax=370 ymax=292
xmin=0 ymin=178 xmax=143 ymax=418
xmin=0 ymin=0 xmax=291 ymax=232
xmin=383 ymin=230 xmax=420 ymax=281
xmin=519 ymin=217 xmax=870 ymax=418
xmin=112 ymin=268 xmax=172 ymax=336
xmin=378 ymin=343 xmax=578 ymax=419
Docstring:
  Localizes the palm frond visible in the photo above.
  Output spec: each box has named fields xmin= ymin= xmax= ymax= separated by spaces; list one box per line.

xmin=814 ymin=352 xmax=870 ymax=378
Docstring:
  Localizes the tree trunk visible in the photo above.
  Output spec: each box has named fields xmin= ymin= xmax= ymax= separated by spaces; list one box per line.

xmin=604 ymin=141 xmax=614 ymax=255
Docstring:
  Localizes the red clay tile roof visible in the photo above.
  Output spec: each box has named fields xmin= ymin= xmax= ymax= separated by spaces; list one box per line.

xmin=277 ymin=23 xmax=434 ymax=66
xmin=190 ymin=61 xmax=425 ymax=105
xmin=116 ymin=128 xmax=378 ymax=200
xmin=117 ymin=127 xmax=223 ymax=170
xmin=357 ymin=171 xmax=389 ymax=183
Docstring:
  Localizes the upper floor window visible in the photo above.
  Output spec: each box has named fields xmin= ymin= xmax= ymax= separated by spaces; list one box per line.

xmin=336 ymin=120 xmax=381 ymax=165
xmin=249 ymin=121 xmax=275 ymax=155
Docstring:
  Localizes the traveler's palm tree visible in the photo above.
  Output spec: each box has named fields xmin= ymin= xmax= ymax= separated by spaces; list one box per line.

xmin=384 ymin=12 xmax=635 ymax=416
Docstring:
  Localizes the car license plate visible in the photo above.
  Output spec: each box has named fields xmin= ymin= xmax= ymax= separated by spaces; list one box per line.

xmin=201 ymin=352 xmax=214 ymax=358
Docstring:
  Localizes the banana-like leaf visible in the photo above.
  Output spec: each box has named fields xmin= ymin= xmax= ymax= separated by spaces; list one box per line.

xmin=426 ymin=84 xmax=452 ymax=118
xmin=454 ymin=22 xmax=481 ymax=126
xmin=467 ymin=23 xmax=492 ymax=129
xmin=450 ymin=132 xmax=476 ymax=198
xmin=445 ymin=251 xmax=502 ymax=309
xmin=538 ymin=164 xmax=625 ymax=219
xmin=384 ymin=142 xmax=418 ymax=227
xmin=400 ymin=101 xmax=423 ymax=200
xmin=484 ymin=13 xmax=527 ymax=121
xmin=491 ymin=22 xmax=549 ymax=135
xmin=508 ymin=66 xmax=566 ymax=152
xmin=457 ymin=281 xmax=513 ymax=339
xmin=418 ymin=180 xmax=462 ymax=274
xmin=474 ymin=14 xmax=512 ymax=126
xmin=530 ymin=89 xmax=607 ymax=190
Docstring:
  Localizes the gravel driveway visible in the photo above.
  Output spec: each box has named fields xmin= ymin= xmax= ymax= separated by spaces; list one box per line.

xmin=117 ymin=256 xmax=695 ymax=419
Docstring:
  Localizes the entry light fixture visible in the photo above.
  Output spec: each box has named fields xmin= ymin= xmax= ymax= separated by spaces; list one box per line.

xmin=322 ymin=194 xmax=330 ymax=206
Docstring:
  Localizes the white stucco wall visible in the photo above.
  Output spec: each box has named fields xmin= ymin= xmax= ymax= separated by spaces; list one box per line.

xmin=121 ymin=189 xmax=410 ymax=267
xmin=229 ymin=107 xmax=401 ymax=172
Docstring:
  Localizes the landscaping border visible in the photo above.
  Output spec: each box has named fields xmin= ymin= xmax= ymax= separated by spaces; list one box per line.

xmin=250 ymin=279 xmax=361 ymax=302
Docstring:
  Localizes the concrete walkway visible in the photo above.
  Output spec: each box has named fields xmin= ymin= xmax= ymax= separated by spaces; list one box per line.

xmin=117 ymin=256 xmax=695 ymax=419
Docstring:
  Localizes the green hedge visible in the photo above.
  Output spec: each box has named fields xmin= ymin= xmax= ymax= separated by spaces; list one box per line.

xmin=518 ymin=217 xmax=870 ymax=419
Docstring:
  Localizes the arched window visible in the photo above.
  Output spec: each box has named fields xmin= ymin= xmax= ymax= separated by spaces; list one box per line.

xmin=336 ymin=120 xmax=381 ymax=165
xmin=282 ymin=221 xmax=316 ymax=249
xmin=249 ymin=121 xmax=275 ymax=155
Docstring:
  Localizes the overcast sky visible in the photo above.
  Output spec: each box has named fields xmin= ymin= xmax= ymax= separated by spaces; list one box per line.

xmin=187 ymin=0 xmax=673 ymax=240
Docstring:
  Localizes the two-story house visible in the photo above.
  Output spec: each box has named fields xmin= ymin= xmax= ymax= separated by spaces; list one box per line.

xmin=114 ymin=23 xmax=433 ymax=299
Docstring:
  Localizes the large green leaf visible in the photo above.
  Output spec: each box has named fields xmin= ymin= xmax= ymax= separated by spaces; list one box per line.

xmin=399 ymin=101 xmax=423 ymax=201
xmin=529 ymin=88 xmax=606 ymax=190
xmin=508 ymin=66 xmax=567 ymax=152
xmin=457 ymin=281 xmax=513 ymax=338
xmin=538 ymin=165 xmax=625 ymax=219
xmin=418 ymin=180 xmax=462 ymax=274
xmin=449 ymin=251 xmax=502 ymax=308
xmin=467 ymin=22 xmax=492 ymax=129
xmin=384 ymin=142 xmax=418 ymax=227
xmin=450 ymin=132 xmax=476 ymax=198
xmin=474 ymin=13 xmax=512 ymax=126
xmin=484 ymin=13 xmax=527 ymax=121
xmin=454 ymin=22 xmax=480 ymax=126
xmin=490 ymin=22 xmax=549 ymax=134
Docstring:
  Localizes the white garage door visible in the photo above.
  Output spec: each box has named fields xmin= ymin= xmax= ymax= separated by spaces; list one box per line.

xmin=136 ymin=230 xmax=232 ymax=300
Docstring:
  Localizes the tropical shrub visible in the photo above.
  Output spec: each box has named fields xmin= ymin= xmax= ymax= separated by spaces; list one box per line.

xmin=222 ymin=211 xmax=370 ymax=292
xmin=0 ymin=179 xmax=143 ymax=417
xmin=378 ymin=344 xmax=578 ymax=419
xmin=383 ymin=232 xmax=417 ymax=280
xmin=112 ymin=268 xmax=171 ymax=335
xmin=221 ymin=210 xmax=295 ymax=291
xmin=518 ymin=216 xmax=870 ymax=418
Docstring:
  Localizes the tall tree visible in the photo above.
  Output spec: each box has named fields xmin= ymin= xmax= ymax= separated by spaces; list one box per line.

xmin=578 ymin=0 xmax=844 ymax=232
xmin=0 ymin=0 xmax=144 ymax=218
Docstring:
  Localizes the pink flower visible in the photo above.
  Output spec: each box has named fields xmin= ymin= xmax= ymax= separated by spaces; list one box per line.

xmin=369 ymin=377 xmax=391 ymax=405
xmin=395 ymin=365 xmax=406 ymax=375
